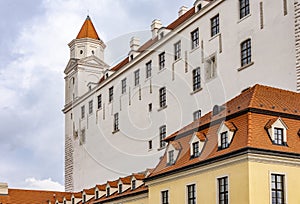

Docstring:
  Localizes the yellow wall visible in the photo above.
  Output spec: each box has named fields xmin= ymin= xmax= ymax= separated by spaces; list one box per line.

xmin=249 ymin=160 xmax=300 ymax=204
xmin=103 ymin=194 xmax=148 ymax=204
xmin=148 ymin=160 xmax=250 ymax=204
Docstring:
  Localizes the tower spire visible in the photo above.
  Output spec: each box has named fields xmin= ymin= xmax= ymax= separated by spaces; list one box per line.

xmin=76 ymin=15 xmax=100 ymax=40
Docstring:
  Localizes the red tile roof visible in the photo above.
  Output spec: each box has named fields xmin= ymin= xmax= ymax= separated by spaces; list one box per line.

xmin=166 ymin=7 xmax=195 ymax=30
xmin=76 ymin=16 xmax=100 ymax=40
xmin=148 ymin=84 xmax=300 ymax=178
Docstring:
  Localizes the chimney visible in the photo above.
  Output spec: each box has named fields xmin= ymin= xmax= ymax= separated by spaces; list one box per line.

xmin=151 ymin=19 xmax=162 ymax=39
xmin=0 ymin=183 xmax=8 ymax=195
xmin=178 ymin=6 xmax=188 ymax=17
xmin=130 ymin=37 xmax=140 ymax=52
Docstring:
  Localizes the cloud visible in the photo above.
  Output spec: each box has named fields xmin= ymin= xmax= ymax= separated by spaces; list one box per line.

xmin=25 ymin=177 xmax=64 ymax=191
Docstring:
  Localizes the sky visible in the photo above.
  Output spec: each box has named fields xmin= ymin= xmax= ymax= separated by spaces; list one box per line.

xmin=0 ymin=0 xmax=193 ymax=191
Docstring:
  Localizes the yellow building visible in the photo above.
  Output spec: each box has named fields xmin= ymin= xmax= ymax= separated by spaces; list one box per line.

xmin=145 ymin=84 xmax=300 ymax=204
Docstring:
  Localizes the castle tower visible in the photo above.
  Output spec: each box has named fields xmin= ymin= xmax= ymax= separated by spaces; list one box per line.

xmin=64 ymin=16 xmax=108 ymax=191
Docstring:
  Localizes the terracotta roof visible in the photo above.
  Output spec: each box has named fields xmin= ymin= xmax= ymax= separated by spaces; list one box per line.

xmin=224 ymin=121 xmax=237 ymax=132
xmin=95 ymin=184 xmax=106 ymax=191
xmin=83 ymin=187 xmax=95 ymax=195
xmin=166 ymin=7 xmax=195 ymax=30
xmin=265 ymin=118 xmax=279 ymax=129
xmin=76 ymin=16 xmax=100 ymax=40
xmin=132 ymin=173 xmax=145 ymax=180
xmin=137 ymin=37 xmax=158 ymax=52
xmin=169 ymin=141 xmax=182 ymax=150
xmin=194 ymin=132 xmax=206 ymax=141
xmin=119 ymin=176 xmax=131 ymax=185
xmin=0 ymin=189 xmax=72 ymax=204
xmin=110 ymin=57 xmax=129 ymax=72
xmin=107 ymin=181 xmax=118 ymax=188
xmin=148 ymin=84 xmax=300 ymax=178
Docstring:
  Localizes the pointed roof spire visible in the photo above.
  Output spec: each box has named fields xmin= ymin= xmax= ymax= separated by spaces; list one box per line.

xmin=76 ymin=15 xmax=100 ymax=40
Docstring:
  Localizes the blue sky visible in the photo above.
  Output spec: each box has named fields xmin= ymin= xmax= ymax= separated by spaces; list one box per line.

xmin=0 ymin=0 xmax=193 ymax=190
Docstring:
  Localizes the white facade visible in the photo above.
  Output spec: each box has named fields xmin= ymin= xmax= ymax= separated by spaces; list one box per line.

xmin=63 ymin=0 xmax=298 ymax=191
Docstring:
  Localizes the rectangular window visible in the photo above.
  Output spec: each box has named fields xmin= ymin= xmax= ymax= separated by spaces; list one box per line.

xmin=88 ymin=100 xmax=93 ymax=114
xmin=191 ymin=28 xmax=199 ymax=49
xmin=106 ymin=187 xmax=110 ymax=197
xmin=274 ymin=128 xmax=284 ymax=145
xmin=159 ymin=87 xmax=167 ymax=108
xmin=134 ymin=69 xmax=140 ymax=86
xmin=159 ymin=125 xmax=167 ymax=148
xmin=211 ymin=14 xmax=220 ymax=37
xmin=149 ymin=103 xmax=153 ymax=112
xmin=118 ymin=184 xmax=122 ymax=193
xmin=240 ymin=0 xmax=250 ymax=19
xmin=132 ymin=180 xmax=136 ymax=190
xmin=193 ymin=67 xmax=201 ymax=91
xmin=193 ymin=110 xmax=201 ymax=121
xmin=218 ymin=177 xmax=228 ymax=204
xmin=241 ymin=39 xmax=251 ymax=67
xmin=159 ymin=52 xmax=165 ymax=70
xmin=149 ymin=140 xmax=153 ymax=150
xmin=220 ymin=131 xmax=229 ymax=149
xmin=271 ymin=174 xmax=285 ymax=204
xmin=206 ymin=56 xmax=217 ymax=80
xmin=187 ymin=184 xmax=196 ymax=204
xmin=109 ymin=86 xmax=114 ymax=102
xmin=192 ymin=142 xmax=199 ymax=157
xmin=81 ymin=105 xmax=85 ymax=119
xmin=161 ymin=190 xmax=169 ymax=204
xmin=168 ymin=150 xmax=174 ymax=164
xmin=121 ymin=78 xmax=126 ymax=94
xmin=114 ymin=113 xmax=119 ymax=132
xmin=97 ymin=94 xmax=102 ymax=109
xmin=146 ymin=61 xmax=152 ymax=78
xmin=174 ymin=41 xmax=181 ymax=60
xmin=83 ymin=194 xmax=86 ymax=203
xmin=95 ymin=191 xmax=99 ymax=199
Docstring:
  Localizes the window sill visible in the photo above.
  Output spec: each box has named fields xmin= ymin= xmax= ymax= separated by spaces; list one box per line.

xmin=158 ymin=67 xmax=167 ymax=74
xmin=112 ymin=129 xmax=120 ymax=134
xmin=237 ymin=13 xmax=251 ymax=24
xmin=173 ymin=58 xmax=182 ymax=64
xmin=97 ymin=107 xmax=103 ymax=110
xmin=157 ymin=146 xmax=166 ymax=151
xmin=190 ymin=87 xmax=202 ymax=95
xmin=237 ymin=61 xmax=254 ymax=72
xmin=190 ymin=46 xmax=200 ymax=54
xmin=158 ymin=105 xmax=168 ymax=112
xmin=209 ymin=33 xmax=221 ymax=41
xmin=145 ymin=77 xmax=152 ymax=83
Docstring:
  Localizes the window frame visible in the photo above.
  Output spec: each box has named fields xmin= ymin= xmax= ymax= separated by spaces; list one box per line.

xmin=97 ymin=94 xmax=102 ymax=109
xmin=121 ymin=78 xmax=126 ymax=94
xmin=211 ymin=14 xmax=220 ymax=37
xmin=240 ymin=39 xmax=252 ymax=67
xmin=174 ymin=41 xmax=181 ymax=61
xmin=132 ymin=180 xmax=136 ymax=190
xmin=159 ymin=87 xmax=167 ymax=108
xmin=270 ymin=173 xmax=286 ymax=204
xmin=159 ymin=125 xmax=167 ymax=148
xmin=88 ymin=100 xmax=93 ymax=114
xmin=187 ymin=184 xmax=196 ymax=204
xmin=191 ymin=28 xmax=199 ymax=49
xmin=146 ymin=61 xmax=152 ymax=78
xmin=192 ymin=141 xmax=200 ymax=157
xmin=193 ymin=67 xmax=201 ymax=91
xmin=109 ymin=86 xmax=114 ymax=103
xmin=193 ymin=110 xmax=201 ymax=121
xmin=159 ymin=52 xmax=165 ymax=70
xmin=168 ymin=150 xmax=175 ymax=164
xmin=239 ymin=0 xmax=250 ymax=19
xmin=161 ymin=190 xmax=169 ymax=204
xmin=113 ymin=113 xmax=119 ymax=132
xmin=134 ymin=69 xmax=140 ymax=86
xmin=81 ymin=105 xmax=85 ymax=119
xmin=220 ymin=131 xmax=229 ymax=149
xmin=274 ymin=127 xmax=284 ymax=145
xmin=118 ymin=183 xmax=123 ymax=194
xmin=218 ymin=176 xmax=229 ymax=204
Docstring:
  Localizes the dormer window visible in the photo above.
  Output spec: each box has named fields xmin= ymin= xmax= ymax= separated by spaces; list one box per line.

xmin=168 ymin=150 xmax=175 ymax=164
xmin=166 ymin=141 xmax=181 ymax=165
xmin=217 ymin=121 xmax=237 ymax=150
xmin=95 ymin=190 xmax=99 ymax=199
xmin=83 ymin=194 xmax=86 ymax=203
xmin=192 ymin=142 xmax=199 ymax=157
xmin=265 ymin=118 xmax=288 ymax=146
xmin=190 ymin=132 xmax=206 ymax=158
xmin=106 ymin=187 xmax=110 ymax=197
xmin=72 ymin=197 xmax=75 ymax=204
xmin=132 ymin=180 xmax=136 ymax=190
xmin=118 ymin=184 xmax=123 ymax=193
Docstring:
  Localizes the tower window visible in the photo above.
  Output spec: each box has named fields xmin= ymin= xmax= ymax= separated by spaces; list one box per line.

xmin=148 ymin=140 xmax=153 ymax=150
xmin=80 ymin=50 xmax=83 ymax=54
xmin=211 ymin=14 xmax=220 ymax=37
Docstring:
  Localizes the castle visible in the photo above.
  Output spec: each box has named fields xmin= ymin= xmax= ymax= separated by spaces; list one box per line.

xmin=63 ymin=0 xmax=299 ymax=192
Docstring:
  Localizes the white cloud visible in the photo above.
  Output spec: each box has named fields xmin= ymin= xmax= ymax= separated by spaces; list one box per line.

xmin=25 ymin=177 xmax=64 ymax=191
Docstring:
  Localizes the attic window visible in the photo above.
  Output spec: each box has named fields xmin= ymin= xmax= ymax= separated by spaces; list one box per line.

xmin=217 ymin=121 xmax=237 ymax=150
xmin=132 ymin=180 xmax=136 ymax=190
xmin=265 ymin=118 xmax=288 ymax=146
xmin=95 ymin=190 xmax=99 ymax=199
xmin=72 ymin=198 xmax=75 ymax=204
xmin=190 ymin=132 xmax=206 ymax=158
xmin=197 ymin=4 xmax=202 ymax=11
xmin=168 ymin=150 xmax=175 ymax=165
xmin=119 ymin=184 xmax=123 ymax=193
xmin=192 ymin=142 xmax=199 ymax=157
xmin=166 ymin=141 xmax=181 ymax=165
xmin=220 ymin=131 xmax=229 ymax=149
xmin=106 ymin=187 xmax=110 ymax=196
xmin=92 ymin=50 xmax=94 ymax=55
xmin=83 ymin=194 xmax=86 ymax=203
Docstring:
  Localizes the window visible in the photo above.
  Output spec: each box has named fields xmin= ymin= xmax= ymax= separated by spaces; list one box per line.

xmin=83 ymin=194 xmax=86 ymax=203
xmin=161 ymin=190 xmax=169 ymax=204
xmin=193 ymin=67 xmax=201 ymax=91
xmin=168 ymin=150 xmax=174 ymax=164
xmin=80 ymin=129 xmax=86 ymax=145
xmin=81 ymin=105 xmax=85 ymax=119
xmin=274 ymin=128 xmax=284 ymax=145
xmin=241 ymin=39 xmax=251 ymax=67
xmin=95 ymin=190 xmax=99 ymax=199
xmin=240 ymin=0 xmax=250 ymax=19
xmin=206 ymin=56 xmax=217 ymax=80
xmin=159 ymin=52 xmax=165 ymax=70
xmin=220 ymin=131 xmax=229 ymax=149
xmin=159 ymin=125 xmax=167 ymax=148
xmin=193 ymin=110 xmax=201 ymax=121
xmin=119 ymin=184 xmax=123 ymax=193
xmin=191 ymin=28 xmax=199 ymax=49
xmin=211 ymin=14 xmax=220 ymax=37
xmin=72 ymin=198 xmax=75 ymax=204
xmin=109 ymin=86 xmax=114 ymax=102
xmin=149 ymin=140 xmax=153 ymax=150
xmin=271 ymin=174 xmax=285 ymax=204
xmin=146 ymin=61 xmax=152 ymax=78
xmin=106 ymin=187 xmax=110 ymax=196
xmin=149 ymin=103 xmax=153 ymax=112
xmin=97 ymin=94 xmax=102 ymax=109
xmin=88 ymin=100 xmax=93 ymax=114
xmin=134 ymin=69 xmax=140 ymax=86
xmin=121 ymin=78 xmax=126 ymax=94
xmin=218 ymin=177 xmax=228 ymax=204
xmin=192 ymin=142 xmax=199 ymax=157
xmin=113 ymin=113 xmax=119 ymax=132
xmin=64 ymin=200 xmax=66 ymax=204
xmin=174 ymin=41 xmax=181 ymax=60
xmin=159 ymin=87 xmax=167 ymax=108
xmin=132 ymin=180 xmax=136 ymax=190
xmin=187 ymin=184 xmax=196 ymax=204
